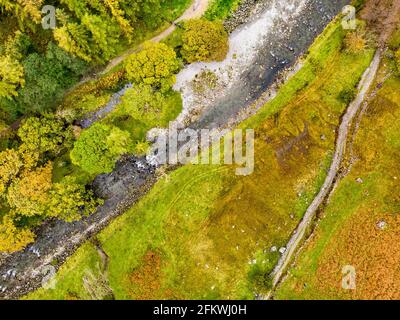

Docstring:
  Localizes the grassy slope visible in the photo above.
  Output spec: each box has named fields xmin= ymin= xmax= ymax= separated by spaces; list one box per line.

xmin=275 ymin=69 xmax=400 ymax=300
xmin=26 ymin=18 xmax=374 ymax=300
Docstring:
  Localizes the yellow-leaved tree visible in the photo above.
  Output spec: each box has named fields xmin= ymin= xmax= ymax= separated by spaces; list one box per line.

xmin=0 ymin=55 xmax=25 ymax=99
xmin=181 ymin=19 xmax=229 ymax=63
xmin=0 ymin=213 xmax=35 ymax=253
xmin=0 ymin=149 xmax=23 ymax=194
xmin=125 ymin=42 xmax=179 ymax=92
xmin=7 ymin=163 xmax=53 ymax=217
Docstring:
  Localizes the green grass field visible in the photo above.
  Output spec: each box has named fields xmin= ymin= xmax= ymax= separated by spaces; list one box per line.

xmin=26 ymin=18 xmax=375 ymax=300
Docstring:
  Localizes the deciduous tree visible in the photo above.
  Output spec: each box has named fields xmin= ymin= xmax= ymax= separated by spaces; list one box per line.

xmin=0 ymin=213 xmax=35 ymax=253
xmin=6 ymin=163 xmax=53 ymax=217
xmin=0 ymin=55 xmax=25 ymax=99
xmin=70 ymin=123 xmax=131 ymax=175
xmin=17 ymin=116 xmax=73 ymax=157
xmin=47 ymin=176 xmax=101 ymax=222
xmin=117 ymin=85 xmax=177 ymax=128
xmin=0 ymin=149 xmax=22 ymax=194
xmin=125 ymin=42 xmax=179 ymax=92
xmin=181 ymin=19 xmax=229 ymax=63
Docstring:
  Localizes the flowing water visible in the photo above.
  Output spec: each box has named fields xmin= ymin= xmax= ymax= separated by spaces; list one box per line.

xmin=173 ymin=0 xmax=349 ymax=129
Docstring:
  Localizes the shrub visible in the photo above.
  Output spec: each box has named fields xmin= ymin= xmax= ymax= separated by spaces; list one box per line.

xmin=338 ymin=88 xmax=356 ymax=105
xmin=343 ymin=30 xmax=367 ymax=53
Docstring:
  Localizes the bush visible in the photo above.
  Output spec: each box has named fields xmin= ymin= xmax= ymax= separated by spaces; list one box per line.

xmin=248 ymin=264 xmax=273 ymax=293
xmin=125 ymin=42 xmax=179 ymax=92
xmin=343 ymin=30 xmax=367 ymax=53
xmin=338 ymin=88 xmax=356 ymax=105
xmin=181 ymin=19 xmax=229 ymax=63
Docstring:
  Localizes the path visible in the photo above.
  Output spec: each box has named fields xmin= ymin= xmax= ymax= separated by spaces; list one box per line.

xmin=100 ymin=0 xmax=210 ymax=75
xmin=0 ymin=0 xmax=209 ymax=147
xmin=267 ymin=50 xmax=382 ymax=296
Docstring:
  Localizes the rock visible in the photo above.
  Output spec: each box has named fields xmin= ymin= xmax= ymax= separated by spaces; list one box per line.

xmin=376 ymin=220 xmax=387 ymax=230
xmin=320 ymin=134 xmax=326 ymax=141
xmin=279 ymin=247 xmax=286 ymax=254
xmin=270 ymin=246 xmax=277 ymax=252
xmin=356 ymin=178 xmax=363 ymax=184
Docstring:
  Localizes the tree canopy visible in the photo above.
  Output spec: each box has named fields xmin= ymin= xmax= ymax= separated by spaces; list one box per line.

xmin=70 ymin=123 xmax=131 ymax=175
xmin=117 ymin=85 xmax=179 ymax=128
xmin=0 ymin=115 xmax=101 ymax=253
xmin=181 ymin=19 xmax=229 ymax=63
xmin=48 ymin=176 xmax=100 ymax=222
xmin=125 ymin=42 xmax=180 ymax=92
xmin=17 ymin=116 xmax=73 ymax=157
xmin=0 ymin=213 xmax=35 ymax=253
xmin=53 ymin=0 xmax=165 ymax=63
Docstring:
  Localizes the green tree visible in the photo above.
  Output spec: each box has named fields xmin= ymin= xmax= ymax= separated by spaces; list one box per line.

xmin=47 ymin=176 xmax=101 ymax=222
xmin=53 ymin=22 xmax=92 ymax=62
xmin=13 ymin=42 xmax=87 ymax=114
xmin=117 ymin=85 xmax=180 ymax=128
xmin=125 ymin=42 xmax=179 ymax=92
xmin=70 ymin=123 xmax=131 ymax=175
xmin=181 ymin=19 xmax=229 ymax=63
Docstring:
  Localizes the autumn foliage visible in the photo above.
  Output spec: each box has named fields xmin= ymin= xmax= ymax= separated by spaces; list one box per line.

xmin=125 ymin=42 xmax=179 ymax=92
xmin=0 ymin=116 xmax=100 ymax=253
xmin=181 ymin=19 xmax=229 ymax=63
